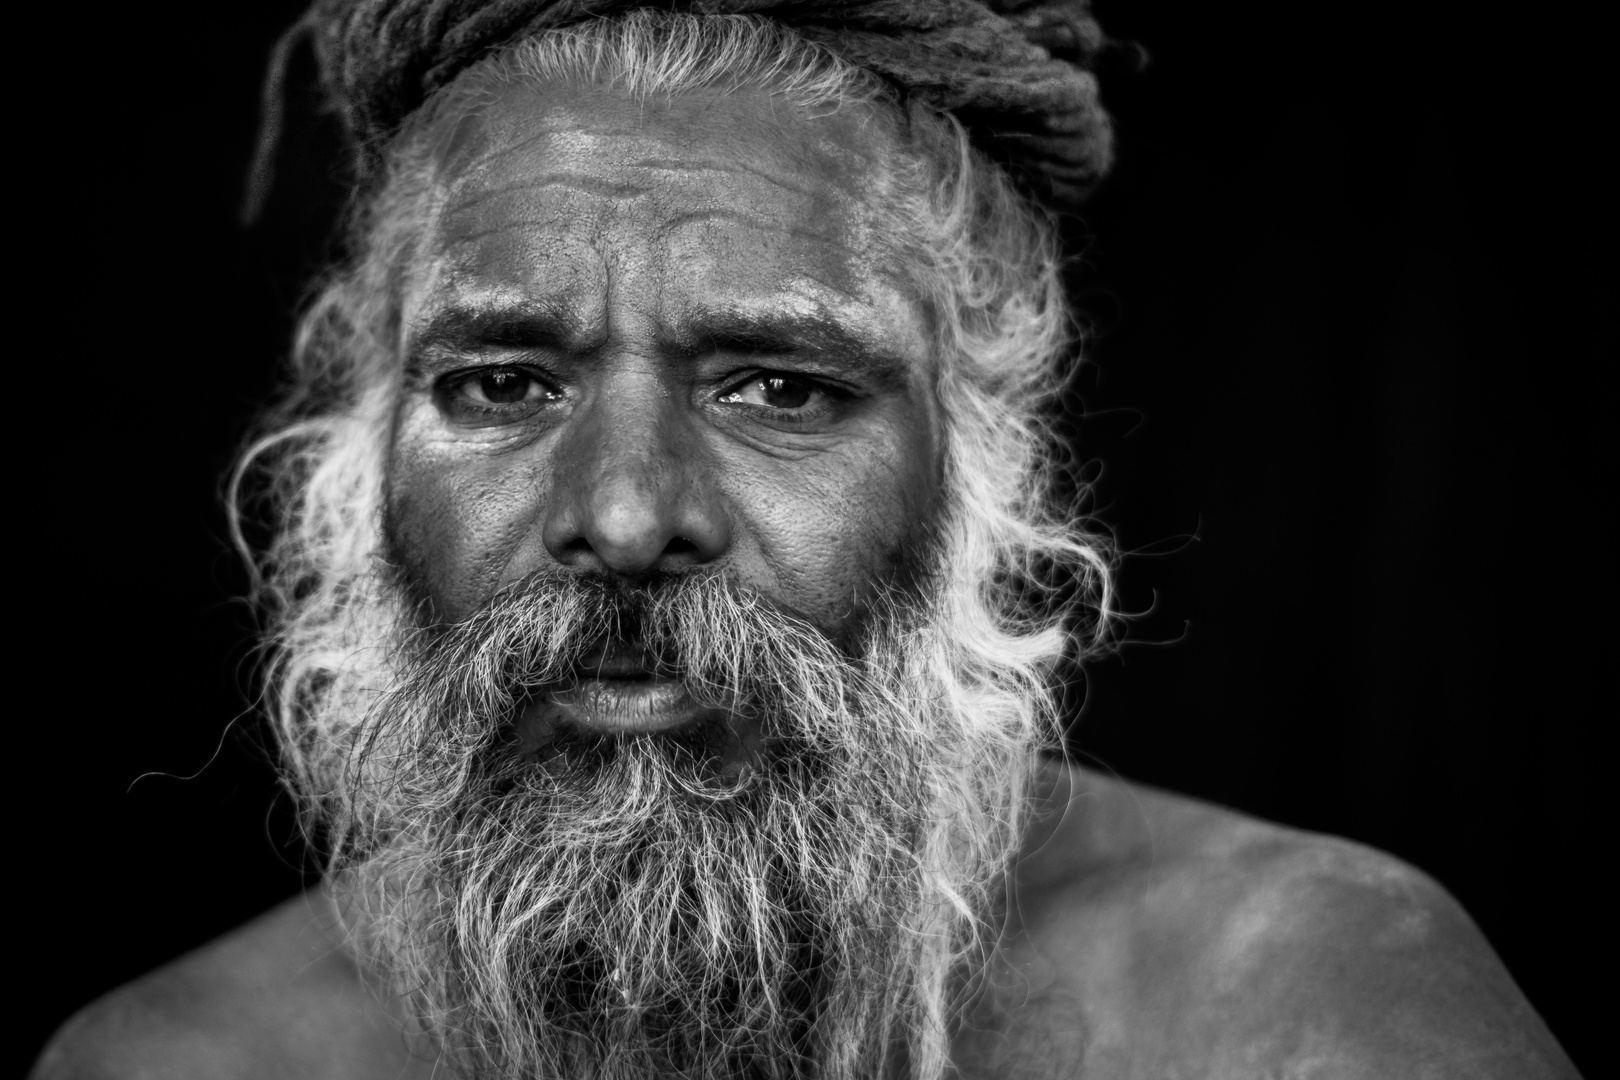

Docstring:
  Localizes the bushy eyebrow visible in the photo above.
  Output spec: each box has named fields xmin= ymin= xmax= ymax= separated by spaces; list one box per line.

xmin=407 ymin=303 xmax=916 ymax=383
xmin=409 ymin=304 xmax=590 ymax=357
xmin=670 ymin=311 xmax=913 ymax=382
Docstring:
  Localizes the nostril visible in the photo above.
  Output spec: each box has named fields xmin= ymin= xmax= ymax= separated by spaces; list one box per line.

xmin=554 ymin=535 xmax=595 ymax=564
xmin=648 ymin=536 xmax=704 ymax=571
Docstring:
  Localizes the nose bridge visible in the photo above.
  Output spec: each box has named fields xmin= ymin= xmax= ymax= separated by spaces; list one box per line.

xmin=545 ymin=369 xmax=727 ymax=574
xmin=583 ymin=381 xmax=678 ymax=531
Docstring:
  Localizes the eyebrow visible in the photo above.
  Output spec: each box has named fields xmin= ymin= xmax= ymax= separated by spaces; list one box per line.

xmin=408 ymin=304 xmax=589 ymax=359
xmin=406 ymin=303 xmax=916 ymax=382
xmin=671 ymin=311 xmax=913 ymax=381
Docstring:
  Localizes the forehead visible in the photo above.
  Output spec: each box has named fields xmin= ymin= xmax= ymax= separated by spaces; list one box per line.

xmin=404 ymin=78 xmax=928 ymax=356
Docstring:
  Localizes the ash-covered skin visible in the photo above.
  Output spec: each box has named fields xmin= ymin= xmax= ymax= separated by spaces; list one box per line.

xmin=385 ymin=80 xmax=944 ymax=648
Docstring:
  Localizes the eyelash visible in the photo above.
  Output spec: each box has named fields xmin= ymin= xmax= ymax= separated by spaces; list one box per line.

xmin=431 ymin=364 xmax=849 ymax=427
xmin=716 ymin=370 xmax=847 ymax=421
xmin=437 ymin=365 xmax=563 ymax=417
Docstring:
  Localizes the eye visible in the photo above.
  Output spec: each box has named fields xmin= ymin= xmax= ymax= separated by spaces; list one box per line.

xmin=436 ymin=366 xmax=565 ymax=420
xmin=718 ymin=373 xmax=820 ymax=411
xmin=455 ymin=367 xmax=557 ymax=406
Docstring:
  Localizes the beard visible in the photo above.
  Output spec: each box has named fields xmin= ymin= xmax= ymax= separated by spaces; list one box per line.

xmin=295 ymin=556 xmax=1044 ymax=1080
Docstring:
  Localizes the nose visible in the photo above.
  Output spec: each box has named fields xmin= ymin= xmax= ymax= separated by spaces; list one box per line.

xmin=541 ymin=381 xmax=731 ymax=576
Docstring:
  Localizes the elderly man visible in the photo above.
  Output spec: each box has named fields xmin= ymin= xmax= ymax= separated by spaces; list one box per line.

xmin=36 ymin=2 xmax=1578 ymax=1078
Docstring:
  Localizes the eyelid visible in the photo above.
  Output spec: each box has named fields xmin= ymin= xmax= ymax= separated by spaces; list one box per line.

xmin=712 ymin=371 xmax=851 ymax=431
xmin=432 ymin=364 xmax=566 ymax=428
xmin=716 ymin=368 xmax=850 ymax=399
xmin=439 ymin=361 xmax=563 ymax=393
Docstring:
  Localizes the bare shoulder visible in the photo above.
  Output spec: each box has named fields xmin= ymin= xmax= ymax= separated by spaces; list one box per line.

xmin=30 ymin=891 xmax=429 ymax=1080
xmin=973 ymin=761 xmax=1580 ymax=1079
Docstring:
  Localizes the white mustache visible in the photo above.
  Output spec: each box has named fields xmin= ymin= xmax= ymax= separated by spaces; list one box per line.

xmin=375 ymin=567 xmax=894 ymax=770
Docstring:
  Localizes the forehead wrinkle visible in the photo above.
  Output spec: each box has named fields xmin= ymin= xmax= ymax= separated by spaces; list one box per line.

xmin=444 ymin=173 xmax=654 ymax=218
xmin=658 ymin=207 xmax=853 ymax=250
xmin=453 ymin=116 xmax=733 ymax=177
xmin=439 ymin=221 xmax=597 ymax=249
xmin=451 ymin=123 xmax=581 ymax=173
xmin=440 ymin=118 xmax=691 ymax=188
xmin=410 ymin=220 xmax=606 ymax=320
xmin=789 ymin=270 xmax=900 ymax=312
xmin=620 ymin=155 xmax=830 ymax=199
xmin=407 ymin=84 xmax=919 ymax=358
xmin=451 ymin=153 xmax=840 ymax=210
xmin=455 ymin=121 xmax=871 ymax=196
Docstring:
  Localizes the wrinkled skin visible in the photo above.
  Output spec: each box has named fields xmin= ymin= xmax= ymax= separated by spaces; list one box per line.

xmin=387 ymin=81 xmax=942 ymax=639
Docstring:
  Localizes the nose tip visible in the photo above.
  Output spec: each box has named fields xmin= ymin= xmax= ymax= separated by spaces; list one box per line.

xmin=555 ymin=495 xmax=715 ymax=576
xmin=542 ymin=428 xmax=730 ymax=577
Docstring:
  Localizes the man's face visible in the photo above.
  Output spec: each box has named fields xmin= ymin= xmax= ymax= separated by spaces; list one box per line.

xmin=387 ymin=80 xmax=942 ymax=646
xmin=333 ymin=77 xmax=1031 ymax=1080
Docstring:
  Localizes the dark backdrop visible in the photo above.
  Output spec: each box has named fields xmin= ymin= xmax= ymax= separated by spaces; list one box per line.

xmin=20 ymin=1 xmax=1607 ymax=1072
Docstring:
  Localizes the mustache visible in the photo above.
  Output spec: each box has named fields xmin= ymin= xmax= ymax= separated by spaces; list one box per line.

xmin=379 ymin=567 xmax=898 ymax=760
xmin=443 ymin=566 xmax=841 ymax=658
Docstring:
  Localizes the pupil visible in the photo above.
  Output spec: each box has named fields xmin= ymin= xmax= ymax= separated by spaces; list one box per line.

xmin=481 ymin=370 xmax=530 ymax=404
xmin=763 ymin=376 xmax=811 ymax=409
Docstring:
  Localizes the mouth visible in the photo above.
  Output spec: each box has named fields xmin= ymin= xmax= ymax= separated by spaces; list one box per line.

xmin=548 ymin=675 xmax=703 ymax=735
xmin=520 ymin=642 xmax=704 ymax=739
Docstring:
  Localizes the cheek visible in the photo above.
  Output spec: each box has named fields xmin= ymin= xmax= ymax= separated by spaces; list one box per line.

xmin=722 ymin=409 xmax=942 ymax=634
xmin=386 ymin=410 xmax=552 ymax=622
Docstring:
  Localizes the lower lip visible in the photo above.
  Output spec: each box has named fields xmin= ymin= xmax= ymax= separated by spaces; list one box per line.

xmin=543 ymin=677 xmax=703 ymax=735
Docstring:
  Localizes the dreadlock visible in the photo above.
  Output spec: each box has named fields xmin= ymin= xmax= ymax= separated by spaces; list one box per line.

xmin=245 ymin=0 xmax=1113 ymax=221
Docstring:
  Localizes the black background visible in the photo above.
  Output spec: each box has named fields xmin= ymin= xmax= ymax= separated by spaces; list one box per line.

xmin=20 ymin=1 xmax=1607 ymax=1073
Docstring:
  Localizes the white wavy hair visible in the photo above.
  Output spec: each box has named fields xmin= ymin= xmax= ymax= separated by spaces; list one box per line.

xmin=231 ymin=9 xmax=1114 ymax=1076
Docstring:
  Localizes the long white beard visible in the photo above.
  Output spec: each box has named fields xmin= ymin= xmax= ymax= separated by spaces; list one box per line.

xmin=290 ymin=566 xmax=1043 ymax=1080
